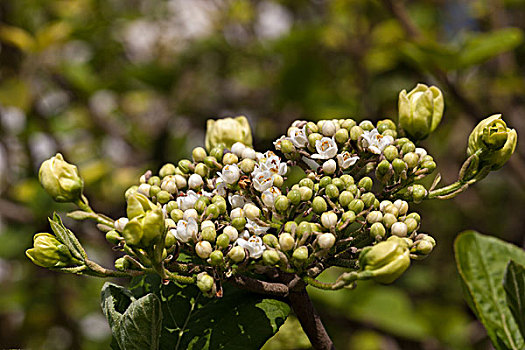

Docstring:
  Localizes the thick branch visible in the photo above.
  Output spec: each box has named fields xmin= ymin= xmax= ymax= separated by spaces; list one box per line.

xmin=227 ymin=274 xmax=289 ymax=297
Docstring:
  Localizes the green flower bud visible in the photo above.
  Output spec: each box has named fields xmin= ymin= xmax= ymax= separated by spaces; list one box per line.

xmin=398 ymin=84 xmax=444 ymax=140
xmin=401 ymin=141 xmax=416 ymax=155
xmin=299 ymin=186 xmax=313 ymax=201
xmin=312 ymin=197 xmax=328 ymax=214
xmin=210 ymin=146 xmax=224 ymax=162
xmin=370 ymin=222 xmax=386 ymax=239
xmin=382 ymin=213 xmax=397 ymax=229
xmin=115 ymin=257 xmax=131 ymax=271
xmin=340 ymin=174 xmax=354 ymax=186
xmin=403 ymin=152 xmax=419 ymax=169
xmin=392 ymin=158 xmax=407 ymax=175
xmin=308 ymin=133 xmax=323 ymax=148
xmin=377 ymin=119 xmax=397 ymax=134
xmin=279 ymin=233 xmax=295 ymax=251
xmin=148 ymin=176 xmax=161 ymax=186
xmin=367 ymin=211 xmax=383 ymax=224
xmin=361 ymin=192 xmax=376 ymax=208
xmin=359 ymin=236 xmax=411 ymax=283
xmin=350 ymin=126 xmax=364 ymax=141
xmin=273 ymin=174 xmax=284 ymax=187
xmin=263 ymin=234 xmax=279 ymax=248
xmin=202 ymin=227 xmax=217 ymax=243
xmin=467 ymin=114 xmax=518 ymax=170
xmin=209 ymin=250 xmax=224 ymax=266
xmin=178 ymin=159 xmax=193 ymax=174
xmin=376 ymin=160 xmax=391 ymax=176
xmin=38 ymin=153 xmax=84 ymax=203
xmin=359 ymin=120 xmax=374 ymax=131
xmin=305 ymin=121 xmax=319 ymax=134
xmin=383 ymin=145 xmax=399 ymax=162
xmin=287 ymin=189 xmax=301 ymax=205
xmin=228 ymin=246 xmax=246 ymax=263
xmin=338 ymin=191 xmax=354 ymax=207
xmin=358 ymin=177 xmax=373 ymax=191
xmin=297 ymin=221 xmax=313 ymax=237
xmin=274 ymin=195 xmax=290 ymax=213
xmin=410 ymin=184 xmax=427 ymax=203
xmin=142 ymin=207 xmax=165 ymax=246
xmin=232 ymin=217 xmax=246 ymax=231
xmin=325 ymin=184 xmax=339 ymax=199
xmin=292 ymin=246 xmax=309 ymax=262
xmin=192 ymin=147 xmax=207 ymax=162
xmin=280 ymin=139 xmax=296 ymax=154
xmin=216 ymin=233 xmax=230 ymax=248
xmin=341 ymin=119 xmax=356 ymax=130
xmin=205 ymin=116 xmax=253 ymax=151
xmin=196 ymin=272 xmax=215 ymax=293
xmin=149 ymin=185 xmax=161 ymax=198
xmin=335 ymin=128 xmax=349 ymax=144
xmin=299 ymin=178 xmax=314 ymax=189
xmin=204 ymin=156 xmax=219 ymax=169
xmin=412 ymin=239 xmax=433 ymax=256
xmin=170 ymin=209 xmax=184 ymax=222
xmin=244 ymin=203 xmax=261 ymax=220
xmin=404 ymin=218 xmax=418 ymax=234
xmin=284 ymin=221 xmax=297 ymax=233
xmin=383 ymin=204 xmax=399 ymax=217
xmin=106 ymin=230 xmax=123 ymax=245
xmin=340 ymin=211 xmax=356 ymax=225
xmin=348 ymin=199 xmax=365 ymax=214
xmin=159 ymin=163 xmax=176 ymax=177
xmin=196 ymin=241 xmax=213 ymax=259
xmin=222 ymin=153 xmax=239 ymax=165
xmin=165 ymin=230 xmax=176 ymax=248
xmin=421 ymin=160 xmax=436 ymax=174
xmin=263 ymin=249 xmax=281 ymax=266
xmin=122 ymin=217 xmax=144 ymax=246
xmin=212 ymin=195 xmax=227 ymax=214
xmin=195 ymin=163 xmax=209 ymax=178
xmin=205 ymin=204 xmax=220 ymax=219
xmin=26 ymin=233 xmax=75 ymax=268
xmin=383 ymin=129 xmax=397 ymax=138
xmin=319 ymin=176 xmax=332 ymax=188
xmin=156 ymin=190 xmax=171 ymax=204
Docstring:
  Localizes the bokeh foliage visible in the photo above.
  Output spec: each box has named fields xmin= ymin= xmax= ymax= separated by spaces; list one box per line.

xmin=0 ymin=0 xmax=524 ymax=349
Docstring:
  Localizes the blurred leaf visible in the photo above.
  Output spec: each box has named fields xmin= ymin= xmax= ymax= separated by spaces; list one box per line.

xmin=401 ymin=40 xmax=458 ymax=72
xmin=101 ymin=282 xmax=162 ymax=350
xmin=0 ymin=78 xmax=32 ymax=111
xmin=458 ymin=28 xmax=524 ymax=68
xmin=35 ymin=21 xmax=72 ymax=50
xmin=0 ymin=25 xmax=35 ymax=52
xmin=129 ymin=274 xmax=290 ymax=350
xmin=454 ymin=230 xmax=525 ymax=350
xmin=504 ymin=260 xmax=525 ymax=340
xmin=262 ymin=316 xmax=311 ymax=350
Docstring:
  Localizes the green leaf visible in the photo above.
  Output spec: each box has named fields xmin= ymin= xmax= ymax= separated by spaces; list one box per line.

xmin=504 ymin=260 xmax=525 ymax=340
xmin=454 ymin=230 xmax=525 ymax=350
xmin=458 ymin=28 xmax=524 ymax=68
xmin=129 ymin=274 xmax=290 ymax=350
xmin=101 ymin=282 xmax=162 ymax=350
xmin=49 ymin=213 xmax=87 ymax=261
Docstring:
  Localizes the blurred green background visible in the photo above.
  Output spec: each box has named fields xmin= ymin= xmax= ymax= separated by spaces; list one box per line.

xmin=0 ymin=0 xmax=524 ymax=349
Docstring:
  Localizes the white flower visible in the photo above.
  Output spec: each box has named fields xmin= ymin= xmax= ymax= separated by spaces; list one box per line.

xmin=261 ymin=186 xmax=281 ymax=207
xmin=218 ymin=164 xmax=240 ymax=184
xmin=322 ymin=159 xmax=337 ymax=174
xmin=362 ymin=129 xmax=394 ymax=154
xmin=231 ymin=142 xmax=246 ymax=156
xmin=236 ymin=235 xmax=266 ymax=258
xmin=245 ymin=218 xmax=270 ymax=235
xmin=259 ymin=151 xmax=287 ymax=175
xmin=337 ymin=151 xmax=359 ymax=169
xmin=114 ymin=217 xmax=129 ymax=232
xmin=241 ymin=147 xmax=256 ymax=160
xmin=311 ymin=137 xmax=338 ymax=159
xmin=177 ymin=190 xmax=199 ymax=211
xmin=228 ymin=194 xmax=246 ymax=209
xmin=415 ymin=147 xmax=427 ymax=159
xmin=288 ymin=126 xmax=308 ymax=148
xmin=214 ymin=178 xmax=227 ymax=196
xmin=252 ymin=169 xmax=274 ymax=192
xmin=188 ymin=174 xmax=203 ymax=189
xmin=175 ymin=217 xmax=198 ymax=243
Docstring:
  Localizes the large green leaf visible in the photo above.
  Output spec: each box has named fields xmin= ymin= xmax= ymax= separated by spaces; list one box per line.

xmin=101 ymin=282 xmax=162 ymax=350
xmin=504 ymin=260 xmax=525 ymax=340
xmin=454 ymin=230 xmax=525 ymax=350
xmin=129 ymin=274 xmax=290 ymax=350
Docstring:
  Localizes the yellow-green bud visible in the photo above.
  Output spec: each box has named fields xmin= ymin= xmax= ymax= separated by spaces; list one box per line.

xmin=312 ymin=197 xmax=328 ymax=214
xmin=383 ymin=145 xmax=399 ymax=162
xmin=350 ymin=126 xmax=364 ymax=141
xmin=228 ymin=246 xmax=246 ymax=263
xmin=192 ymin=147 xmax=207 ymax=162
xmin=287 ymin=189 xmax=301 ymax=205
xmin=195 ymin=163 xmax=209 ymax=178
xmin=398 ymin=84 xmax=444 ymax=140
xmin=196 ymin=241 xmax=213 ymax=259
xmin=273 ymin=174 xmax=284 ymax=187
xmin=159 ymin=163 xmax=176 ymax=177
xmin=392 ymin=158 xmax=407 ymax=175
xmin=377 ymin=119 xmax=396 ymax=133
xmin=279 ymin=233 xmax=295 ymax=251
xmin=308 ymin=133 xmax=323 ymax=148
xmin=299 ymin=186 xmax=313 ymax=201
xmin=367 ymin=211 xmax=383 ymax=224
xmin=263 ymin=249 xmax=280 ymax=266
xmin=292 ymin=246 xmax=309 ymax=262
xmin=26 ymin=233 xmax=75 ymax=268
xmin=341 ymin=119 xmax=356 ymax=130
xmin=358 ymin=177 xmax=373 ymax=191
xmin=114 ymin=257 xmax=130 ymax=271
xmin=209 ymin=250 xmax=224 ymax=266
xmin=196 ymin=272 xmax=215 ymax=293
xmin=284 ymin=221 xmax=297 ymax=233
xmin=317 ymin=233 xmax=336 ymax=249
xmin=299 ymin=178 xmax=314 ymax=189
xmin=296 ymin=221 xmax=312 ymax=237
xmin=170 ymin=209 xmax=184 ymax=222
xmin=338 ymin=191 xmax=353 ymax=207
xmin=106 ymin=230 xmax=123 ymax=245
xmin=410 ymin=184 xmax=427 ymax=203
xmin=280 ymin=139 xmax=296 ymax=154
xmin=122 ymin=217 xmax=144 ymax=246
xmin=156 ymin=190 xmax=171 ymax=204
xmin=165 ymin=230 xmax=176 ymax=248
xmin=202 ymin=227 xmax=217 ymax=242
xmin=348 ymin=199 xmax=364 ymax=213
xmin=403 ymin=153 xmax=419 ymax=169
xmin=321 ymin=211 xmax=338 ymax=228
xmin=359 ymin=236 xmax=411 ymax=283
xmin=274 ymin=195 xmax=290 ymax=213
xmin=370 ymin=222 xmax=386 ymax=238
xmin=141 ymin=207 xmax=165 ymax=246
xmin=223 ymin=226 xmax=239 ymax=242
xmin=335 ymin=128 xmax=349 ymax=144
xmin=178 ymin=159 xmax=192 ymax=174
xmin=391 ymin=221 xmax=408 ymax=237
xmin=216 ymin=233 xmax=230 ymax=248
xmin=361 ymin=192 xmax=376 ymax=208
xmin=38 ymin=153 xmax=84 ymax=203
xmin=263 ymin=234 xmax=279 ymax=247
xmin=404 ymin=218 xmax=418 ymax=234
xmin=205 ymin=116 xmax=253 ymax=151
xmin=382 ymin=213 xmax=397 ymax=229
xmin=150 ymin=185 xmax=162 ymax=198
xmin=359 ymin=120 xmax=374 ymax=131
xmin=222 ymin=153 xmax=239 ymax=165
xmin=205 ymin=204 xmax=220 ymax=219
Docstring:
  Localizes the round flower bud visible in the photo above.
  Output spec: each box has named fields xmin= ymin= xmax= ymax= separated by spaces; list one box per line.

xmin=305 ymin=121 xmax=319 ymax=134
xmin=350 ymin=125 xmax=364 ymax=141
xmin=216 ymin=233 xmax=230 ymax=248
xmin=348 ymin=199 xmax=365 ymax=214
xmin=196 ymin=272 xmax=215 ymax=293
xmin=114 ymin=217 xmax=129 ymax=232
xmin=263 ymin=234 xmax=279 ymax=247
xmin=421 ymin=161 xmax=436 ymax=173
xmin=404 ymin=218 xmax=418 ymax=234
xmin=370 ymin=222 xmax=386 ymax=239
xmin=165 ymin=200 xmax=178 ymax=213
xmin=413 ymin=239 xmax=433 ymax=255
xmin=210 ymin=146 xmax=224 ymax=162
xmin=231 ymin=142 xmax=246 ymax=157
xmin=339 ymin=211 xmax=356 ymax=227
xmin=358 ymin=177 xmax=373 ymax=191
xmin=274 ymin=195 xmax=290 ymax=213
xmin=338 ymin=191 xmax=353 ymax=207
xmin=401 ymin=141 xmax=416 ymax=155
xmin=239 ymin=158 xmax=256 ymax=173
xmin=357 ymin=120 xmax=373 ymax=131
xmin=156 ymin=190 xmax=171 ymax=204
xmin=207 ymin=250 xmax=224 ymax=266
xmin=292 ymin=246 xmax=309 ymax=262
xmin=232 ymin=217 xmax=246 ymax=231
xmin=106 ymin=230 xmax=123 ymax=245
xmin=341 ymin=119 xmax=356 ymax=130
xmin=383 ymin=145 xmax=399 ymax=162
xmin=312 ymin=197 xmax=328 ymax=214
xmin=411 ymin=184 xmax=427 ymax=203
xmin=183 ymin=209 xmax=199 ymax=221
xmin=202 ymin=227 xmax=217 ymax=242
xmin=376 ymin=160 xmax=391 ymax=176
xmin=159 ymin=163 xmax=176 ymax=178
xmin=114 ymin=257 xmax=130 ymax=271
xmin=38 ymin=153 xmax=84 ymax=203
xmin=318 ymin=233 xmax=336 ymax=249
xmin=361 ymin=192 xmax=376 ymax=208
xmin=170 ymin=209 xmax=184 ymax=222
xmin=263 ymin=250 xmax=281 ymax=266
xmin=228 ymin=246 xmax=246 ymax=263
xmin=205 ymin=204 xmax=220 ymax=219
xmin=319 ymin=176 xmax=332 ymax=188
xmin=196 ymin=241 xmax=213 ymax=259
xmin=284 ymin=221 xmax=297 ymax=233
xmin=367 ymin=211 xmax=383 ymax=224
xmin=287 ymin=189 xmax=301 ymax=205
xmin=243 ymin=203 xmax=260 ymax=221
xmin=393 ymin=200 xmax=409 ymax=215
xmin=325 ymin=184 xmax=339 ymax=199
xmin=299 ymin=178 xmax=314 ymax=189
xmin=391 ymin=222 xmax=408 ymax=237
xmin=230 ymin=208 xmax=244 ymax=219
xmin=223 ymin=226 xmax=239 ymax=242
xmin=403 ymin=153 xmax=419 ymax=169
xmin=392 ymin=158 xmax=407 ymax=174
xmin=192 ymin=147 xmax=207 ymax=162
xmin=358 ymin=236 xmax=411 ymax=283
xmin=165 ymin=230 xmax=176 ymax=248
xmin=296 ymin=222 xmax=312 ymax=237
xmin=340 ymin=174 xmax=354 ymax=186
xmin=279 ymin=233 xmax=295 ymax=251
xmin=178 ymin=159 xmax=192 ymax=174
xmin=280 ymin=139 xmax=296 ymax=154
xmin=322 ymin=159 xmax=337 ymax=174
xmin=398 ymin=84 xmax=444 ymax=140
xmin=174 ymin=175 xmax=187 ymax=190
xmin=241 ymin=146 xmax=256 ymax=160
xmin=273 ymin=174 xmax=284 ymax=188
xmin=26 ymin=233 xmax=75 ymax=268
xmin=299 ymin=186 xmax=313 ymax=201
xmin=377 ymin=119 xmax=396 ymax=133
xmin=205 ymin=116 xmax=252 ymax=151
xmin=383 ymin=204 xmax=399 ymax=217
xmin=382 ymin=213 xmax=397 ymax=229
xmin=321 ymin=211 xmax=338 ymax=228
xmin=194 ymin=163 xmax=209 ymax=178
xmin=335 ymin=128 xmax=349 ymax=144
xmin=406 ymin=212 xmax=421 ymax=223
xmin=222 ymin=153 xmax=239 ymax=165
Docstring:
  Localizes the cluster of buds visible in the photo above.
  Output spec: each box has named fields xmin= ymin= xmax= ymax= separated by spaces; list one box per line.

xmin=28 ymin=85 xmax=518 ymax=296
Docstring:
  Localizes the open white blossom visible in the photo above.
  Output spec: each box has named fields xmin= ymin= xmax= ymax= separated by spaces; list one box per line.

xmin=214 ymin=178 xmax=227 ymax=197
xmin=177 ymin=190 xmax=199 ymax=211
xmin=236 ymin=235 xmax=266 ymax=258
xmin=252 ymin=169 xmax=274 ymax=192
xmin=259 ymin=151 xmax=287 ymax=175
xmin=175 ymin=217 xmax=198 ymax=243
xmin=311 ymin=137 xmax=338 ymax=159
xmin=288 ymin=126 xmax=308 ymax=148
xmin=337 ymin=151 xmax=359 ymax=169
xmin=218 ymin=164 xmax=240 ymax=184
xmin=245 ymin=218 xmax=270 ymax=235
xmin=261 ymin=186 xmax=281 ymax=207
xmin=229 ymin=194 xmax=246 ymax=209
xmin=362 ymin=129 xmax=394 ymax=154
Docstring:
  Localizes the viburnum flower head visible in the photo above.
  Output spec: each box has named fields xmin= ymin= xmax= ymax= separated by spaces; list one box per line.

xmin=337 ymin=151 xmax=359 ymax=169
xmin=362 ymin=129 xmax=394 ymax=154
xmin=219 ymin=164 xmax=241 ymax=184
xmin=251 ymin=169 xmax=274 ymax=192
xmin=312 ymin=137 xmax=338 ymax=159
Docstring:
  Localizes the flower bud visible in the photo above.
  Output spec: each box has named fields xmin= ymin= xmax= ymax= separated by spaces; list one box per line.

xmin=350 ymin=126 xmax=364 ymax=141
xmin=178 ymin=159 xmax=193 ymax=174
xmin=141 ymin=207 xmax=165 ymax=246
xmin=410 ymin=184 xmax=427 ymax=203
xmin=202 ymin=227 xmax=217 ymax=242
xmin=321 ymin=120 xmax=337 ymax=136
xmin=159 ymin=163 xmax=176 ymax=177
xmin=263 ymin=249 xmax=281 ymax=266
xmin=358 ymin=177 xmax=373 ymax=191
xmin=194 ymin=163 xmax=209 ymax=178
xmin=263 ymin=234 xmax=279 ymax=247
xmin=223 ymin=226 xmax=239 ymax=242
xmin=228 ymin=246 xmax=246 ymax=263
xmin=114 ymin=257 xmax=129 ymax=271
xmin=196 ymin=241 xmax=213 ymax=259
xmin=322 ymin=159 xmax=337 ymax=174
xmin=321 ymin=211 xmax=338 ymax=228
xmin=370 ymin=222 xmax=386 ymax=238
xmin=170 ymin=209 xmax=184 ymax=222
xmin=348 ymin=199 xmax=365 ymax=214
xmin=280 ymin=139 xmax=296 ymax=154
xmin=392 ymin=158 xmax=407 ymax=175
xmin=335 ymin=128 xmax=349 ymax=144
xmin=404 ymin=218 xmax=418 ymax=234
xmin=156 ymin=190 xmax=171 ymax=204
xmin=243 ymin=203 xmax=260 ymax=220
xmin=26 ymin=233 xmax=76 ymax=268
xmin=209 ymin=250 xmax=224 ymax=266
xmin=299 ymin=187 xmax=313 ymax=201
xmin=359 ymin=236 xmax=411 ymax=283
xmin=292 ymin=246 xmax=309 ymax=262
xmin=232 ymin=217 xmax=246 ymax=231
xmin=361 ymin=192 xmax=376 ymax=208
xmin=239 ymin=158 xmax=256 ymax=173
xmin=222 ymin=153 xmax=239 ymax=165
xmin=205 ymin=116 xmax=253 ymax=151
xmin=398 ymin=84 xmax=444 ymax=140
xmin=279 ymin=233 xmax=295 ymax=251
xmin=391 ymin=222 xmax=408 ymax=237
xmin=38 ymin=153 xmax=84 ymax=202
xmin=296 ymin=221 xmax=312 ymax=237
xmin=318 ymin=233 xmax=336 ymax=249
xmin=377 ymin=119 xmax=396 ymax=133
xmin=312 ymin=197 xmax=328 ymax=214
xmin=403 ymin=152 xmax=419 ymax=169
xmin=274 ymin=195 xmax=290 ymax=213
xmin=286 ymin=189 xmax=301 ymax=205
xmin=367 ymin=211 xmax=383 ymax=224
xmin=467 ymin=114 xmax=518 ymax=170
xmin=106 ymin=230 xmax=123 ymax=245
xmin=192 ymin=147 xmax=207 ymax=162
xmin=338 ymin=191 xmax=353 ymax=207
xmin=205 ymin=204 xmax=220 ymax=219
xmin=165 ymin=230 xmax=176 ymax=248
xmin=196 ymin=272 xmax=215 ymax=293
